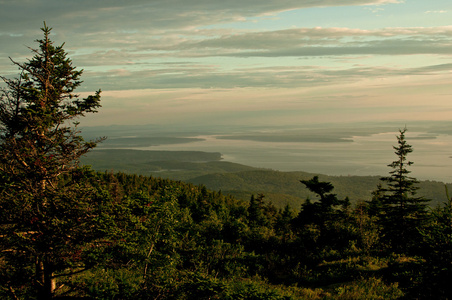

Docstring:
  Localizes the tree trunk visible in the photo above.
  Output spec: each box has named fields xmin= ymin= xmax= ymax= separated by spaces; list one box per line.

xmin=36 ymin=256 xmax=56 ymax=300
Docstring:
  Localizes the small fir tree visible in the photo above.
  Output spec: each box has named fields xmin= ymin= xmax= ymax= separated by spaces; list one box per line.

xmin=247 ymin=194 xmax=268 ymax=227
xmin=296 ymin=176 xmax=348 ymax=225
xmin=375 ymin=128 xmax=430 ymax=253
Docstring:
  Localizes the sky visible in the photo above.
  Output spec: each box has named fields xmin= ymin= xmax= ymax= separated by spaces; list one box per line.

xmin=1 ymin=0 xmax=451 ymax=127
xmin=1 ymin=0 xmax=452 ymax=181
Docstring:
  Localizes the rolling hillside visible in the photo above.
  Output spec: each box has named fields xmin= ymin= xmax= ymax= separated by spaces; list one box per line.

xmin=81 ymin=149 xmax=451 ymax=209
xmin=188 ymin=170 xmax=450 ymax=208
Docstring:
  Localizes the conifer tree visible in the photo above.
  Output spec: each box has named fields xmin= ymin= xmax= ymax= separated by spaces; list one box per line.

xmin=247 ymin=194 xmax=268 ymax=227
xmin=418 ymin=189 xmax=452 ymax=298
xmin=297 ymin=176 xmax=348 ymax=225
xmin=375 ymin=128 xmax=430 ymax=253
xmin=0 ymin=24 xmax=104 ymax=299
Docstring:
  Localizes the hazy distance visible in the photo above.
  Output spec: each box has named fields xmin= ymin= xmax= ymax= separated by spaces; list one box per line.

xmin=81 ymin=120 xmax=452 ymax=183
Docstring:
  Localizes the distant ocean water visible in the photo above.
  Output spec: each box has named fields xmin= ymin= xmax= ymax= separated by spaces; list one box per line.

xmin=137 ymin=132 xmax=452 ymax=183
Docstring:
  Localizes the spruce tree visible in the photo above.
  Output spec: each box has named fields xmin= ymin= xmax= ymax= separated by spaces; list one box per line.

xmin=376 ymin=128 xmax=430 ymax=253
xmin=418 ymin=189 xmax=452 ymax=298
xmin=0 ymin=24 xmax=104 ymax=299
xmin=297 ymin=176 xmax=348 ymax=225
xmin=247 ymin=194 xmax=268 ymax=227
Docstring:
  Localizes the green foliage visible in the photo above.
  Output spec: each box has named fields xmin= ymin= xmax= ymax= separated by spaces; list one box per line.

xmin=332 ymin=277 xmax=403 ymax=300
xmin=75 ymin=268 xmax=142 ymax=299
xmin=248 ymin=194 xmax=272 ymax=228
xmin=372 ymin=129 xmax=430 ymax=253
xmin=415 ymin=192 xmax=452 ymax=298
xmin=0 ymin=24 xmax=103 ymax=299
xmin=179 ymin=273 xmax=226 ymax=299
xmin=2 ymin=166 xmax=446 ymax=299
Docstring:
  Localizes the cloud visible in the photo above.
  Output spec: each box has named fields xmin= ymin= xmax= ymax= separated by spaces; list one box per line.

xmin=60 ymin=22 xmax=452 ymax=92
xmin=0 ymin=1 xmax=428 ymax=74
xmin=1 ymin=0 xmax=450 ymax=128
xmin=55 ymin=26 xmax=452 ymax=63
xmin=76 ymin=59 xmax=452 ymax=92
xmin=425 ymin=10 xmax=448 ymax=14
xmin=160 ymin=26 xmax=452 ymax=54
xmin=0 ymin=0 xmax=402 ymax=34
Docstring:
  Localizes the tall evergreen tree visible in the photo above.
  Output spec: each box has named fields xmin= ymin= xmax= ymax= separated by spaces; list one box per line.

xmin=0 ymin=24 xmax=104 ymax=299
xmin=375 ymin=128 xmax=430 ymax=253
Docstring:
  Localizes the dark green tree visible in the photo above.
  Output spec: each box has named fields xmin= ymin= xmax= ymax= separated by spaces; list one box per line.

xmin=301 ymin=176 xmax=341 ymax=211
xmin=415 ymin=187 xmax=452 ymax=298
xmin=295 ymin=176 xmax=348 ymax=226
xmin=275 ymin=204 xmax=294 ymax=238
xmin=293 ymin=176 xmax=355 ymax=258
xmin=375 ymin=128 xmax=430 ymax=253
xmin=0 ymin=24 xmax=103 ymax=299
xmin=247 ymin=194 xmax=268 ymax=228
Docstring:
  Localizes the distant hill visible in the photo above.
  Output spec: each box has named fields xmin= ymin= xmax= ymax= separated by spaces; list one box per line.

xmin=81 ymin=149 xmax=451 ymax=209
xmin=81 ymin=149 xmax=257 ymax=180
xmin=187 ymin=170 xmax=450 ymax=209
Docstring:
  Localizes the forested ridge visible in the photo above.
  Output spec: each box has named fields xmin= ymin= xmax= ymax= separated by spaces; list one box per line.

xmin=3 ymin=169 xmax=451 ymax=299
xmin=81 ymin=149 xmax=451 ymax=209
xmin=1 ymin=25 xmax=451 ymax=300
